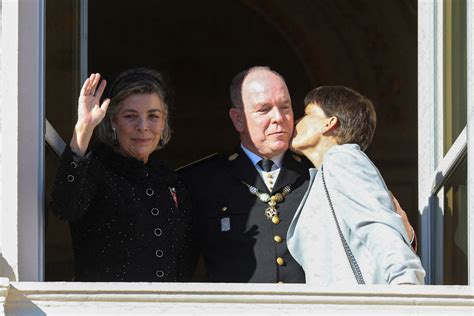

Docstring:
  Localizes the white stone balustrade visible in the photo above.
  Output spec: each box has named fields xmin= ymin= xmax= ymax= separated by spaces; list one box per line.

xmin=0 ymin=278 xmax=473 ymax=315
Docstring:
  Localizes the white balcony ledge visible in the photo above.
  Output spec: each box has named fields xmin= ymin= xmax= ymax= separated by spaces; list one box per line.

xmin=1 ymin=278 xmax=473 ymax=315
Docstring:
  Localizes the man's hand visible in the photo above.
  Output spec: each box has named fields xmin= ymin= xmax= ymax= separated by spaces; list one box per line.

xmin=390 ymin=192 xmax=417 ymax=252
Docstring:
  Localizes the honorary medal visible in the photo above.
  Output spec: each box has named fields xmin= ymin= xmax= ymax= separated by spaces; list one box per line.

xmin=242 ymin=182 xmax=292 ymax=220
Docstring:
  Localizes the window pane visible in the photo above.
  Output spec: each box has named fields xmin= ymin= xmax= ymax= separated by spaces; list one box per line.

xmin=45 ymin=0 xmax=82 ymax=281
xmin=443 ymin=0 xmax=467 ymax=154
xmin=441 ymin=156 xmax=468 ymax=284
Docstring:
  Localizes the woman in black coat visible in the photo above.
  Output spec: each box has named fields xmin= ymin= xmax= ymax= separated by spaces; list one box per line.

xmin=51 ymin=68 xmax=194 ymax=282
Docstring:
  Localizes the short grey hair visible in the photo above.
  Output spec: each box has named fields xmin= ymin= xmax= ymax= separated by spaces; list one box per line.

xmin=97 ymin=67 xmax=172 ymax=150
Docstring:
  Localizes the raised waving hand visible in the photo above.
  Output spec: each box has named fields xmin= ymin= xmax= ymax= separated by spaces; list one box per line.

xmin=70 ymin=73 xmax=111 ymax=156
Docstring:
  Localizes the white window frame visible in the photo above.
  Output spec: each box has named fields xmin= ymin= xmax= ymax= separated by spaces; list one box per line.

xmin=418 ymin=0 xmax=473 ymax=285
xmin=0 ymin=0 xmax=88 ymax=282
xmin=1 ymin=0 xmax=45 ymax=281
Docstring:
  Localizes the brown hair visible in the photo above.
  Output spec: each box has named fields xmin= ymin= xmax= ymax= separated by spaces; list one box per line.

xmin=304 ymin=86 xmax=377 ymax=151
xmin=97 ymin=67 xmax=172 ymax=150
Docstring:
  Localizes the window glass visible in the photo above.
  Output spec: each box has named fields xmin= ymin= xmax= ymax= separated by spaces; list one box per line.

xmin=443 ymin=0 xmax=467 ymax=154
xmin=436 ymin=156 xmax=468 ymax=285
xmin=45 ymin=0 xmax=82 ymax=281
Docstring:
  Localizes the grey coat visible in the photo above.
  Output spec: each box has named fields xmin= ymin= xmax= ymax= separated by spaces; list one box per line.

xmin=287 ymin=144 xmax=425 ymax=285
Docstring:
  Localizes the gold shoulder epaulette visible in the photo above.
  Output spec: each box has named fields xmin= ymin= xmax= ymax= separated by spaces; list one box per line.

xmin=228 ymin=153 xmax=239 ymax=161
xmin=292 ymin=154 xmax=302 ymax=162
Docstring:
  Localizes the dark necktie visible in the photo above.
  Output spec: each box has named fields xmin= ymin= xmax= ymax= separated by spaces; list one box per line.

xmin=258 ymin=159 xmax=274 ymax=172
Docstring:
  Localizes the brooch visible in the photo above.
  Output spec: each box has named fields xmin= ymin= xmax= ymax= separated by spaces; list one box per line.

xmin=169 ymin=187 xmax=178 ymax=208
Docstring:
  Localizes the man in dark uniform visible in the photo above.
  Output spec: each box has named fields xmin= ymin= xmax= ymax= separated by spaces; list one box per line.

xmin=180 ymin=66 xmax=309 ymax=283
xmin=179 ymin=66 xmax=415 ymax=283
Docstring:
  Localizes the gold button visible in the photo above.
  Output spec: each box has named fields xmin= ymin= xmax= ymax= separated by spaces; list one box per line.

xmin=268 ymin=180 xmax=274 ymax=185
xmin=272 ymin=216 xmax=280 ymax=224
xmin=274 ymin=235 xmax=283 ymax=243
xmin=266 ymin=173 xmax=273 ymax=179
xmin=269 ymin=186 xmax=273 ymax=191
xmin=276 ymin=257 xmax=284 ymax=266
xmin=221 ymin=206 xmax=228 ymax=212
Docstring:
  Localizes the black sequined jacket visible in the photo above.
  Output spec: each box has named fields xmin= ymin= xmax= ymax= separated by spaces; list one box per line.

xmin=51 ymin=143 xmax=194 ymax=282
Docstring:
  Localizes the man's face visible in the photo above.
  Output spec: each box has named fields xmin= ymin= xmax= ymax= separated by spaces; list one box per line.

xmin=230 ymin=70 xmax=294 ymax=158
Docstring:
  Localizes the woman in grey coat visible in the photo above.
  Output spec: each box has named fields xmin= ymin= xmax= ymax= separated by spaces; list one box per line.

xmin=287 ymin=86 xmax=425 ymax=285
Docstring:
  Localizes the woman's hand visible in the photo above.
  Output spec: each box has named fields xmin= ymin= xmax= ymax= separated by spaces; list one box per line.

xmin=77 ymin=73 xmax=110 ymax=128
xmin=70 ymin=73 xmax=111 ymax=156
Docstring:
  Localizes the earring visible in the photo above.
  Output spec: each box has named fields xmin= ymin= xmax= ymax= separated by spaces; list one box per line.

xmin=112 ymin=127 xmax=117 ymax=144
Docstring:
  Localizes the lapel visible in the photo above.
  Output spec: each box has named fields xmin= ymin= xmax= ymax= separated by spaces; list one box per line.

xmin=272 ymin=151 xmax=306 ymax=193
xmin=287 ymin=167 xmax=318 ymax=239
xmin=229 ymin=147 xmax=269 ymax=193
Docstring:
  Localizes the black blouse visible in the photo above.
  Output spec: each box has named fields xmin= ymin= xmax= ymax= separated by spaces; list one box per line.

xmin=51 ymin=143 xmax=194 ymax=282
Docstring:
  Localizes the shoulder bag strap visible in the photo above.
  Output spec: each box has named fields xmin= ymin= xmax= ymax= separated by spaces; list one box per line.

xmin=320 ymin=165 xmax=365 ymax=284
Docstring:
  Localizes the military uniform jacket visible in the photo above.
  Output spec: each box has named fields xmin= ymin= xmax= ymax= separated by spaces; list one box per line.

xmin=180 ymin=147 xmax=312 ymax=283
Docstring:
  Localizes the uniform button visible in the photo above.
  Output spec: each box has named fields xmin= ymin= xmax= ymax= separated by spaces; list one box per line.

xmin=154 ymin=228 xmax=163 ymax=237
xmin=272 ymin=216 xmax=280 ymax=224
xmin=70 ymin=161 xmax=78 ymax=168
xmin=274 ymin=235 xmax=283 ymax=243
xmin=67 ymin=175 xmax=75 ymax=182
xmin=221 ymin=206 xmax=227 ymax=212
xmin=155 ymin=249 xmax=164 ymax=257
xmin=146 ymin=188 xmax=154 ymax=196
xmin=276 ymin=257 xmax=284 ymax=266
xmin=156 ymin=270 xmax=164 ymax=278
xmin=151 ymin=208 xmax=160 ymax=216
xmin=269 ymin=186 xmax=273 ymax=191
xmin=266 ymin=173 xmax=273 ymax=179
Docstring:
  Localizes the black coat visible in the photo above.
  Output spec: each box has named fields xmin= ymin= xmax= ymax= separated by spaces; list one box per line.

xmin=51 ymin=143 xmax=194 ymax=282
xmin=179 ymin=147 xmax=312 ymax=283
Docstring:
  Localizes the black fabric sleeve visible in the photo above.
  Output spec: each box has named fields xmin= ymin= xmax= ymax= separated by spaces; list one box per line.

xmin=50 ymin=144 xmax=99 ymax=221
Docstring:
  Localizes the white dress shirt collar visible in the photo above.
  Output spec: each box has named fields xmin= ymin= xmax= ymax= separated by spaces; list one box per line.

xmin=240 ymin=144 xmax=284 ymax=171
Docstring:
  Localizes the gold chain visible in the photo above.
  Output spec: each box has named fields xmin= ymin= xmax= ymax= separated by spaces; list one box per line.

xmin=242 ymin=181 xmax=291 ymax=220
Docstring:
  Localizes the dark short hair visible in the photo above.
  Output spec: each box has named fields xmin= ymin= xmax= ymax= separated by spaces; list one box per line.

xmin=97 ymin=67 xmax=172 ymax=149
xmin=304 ymin=86 xmax=377 ymax=151
xmin=229 ymin=66 xmax=286 ymax=109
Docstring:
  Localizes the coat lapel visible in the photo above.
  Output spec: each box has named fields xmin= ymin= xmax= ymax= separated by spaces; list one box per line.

xmin=272 ymin=151 xmax=307 ymax=193
xmin=286 ymin=167 xmax=318 ymax=240
xmin=229 ymin=147 xmax=270 ymax=193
